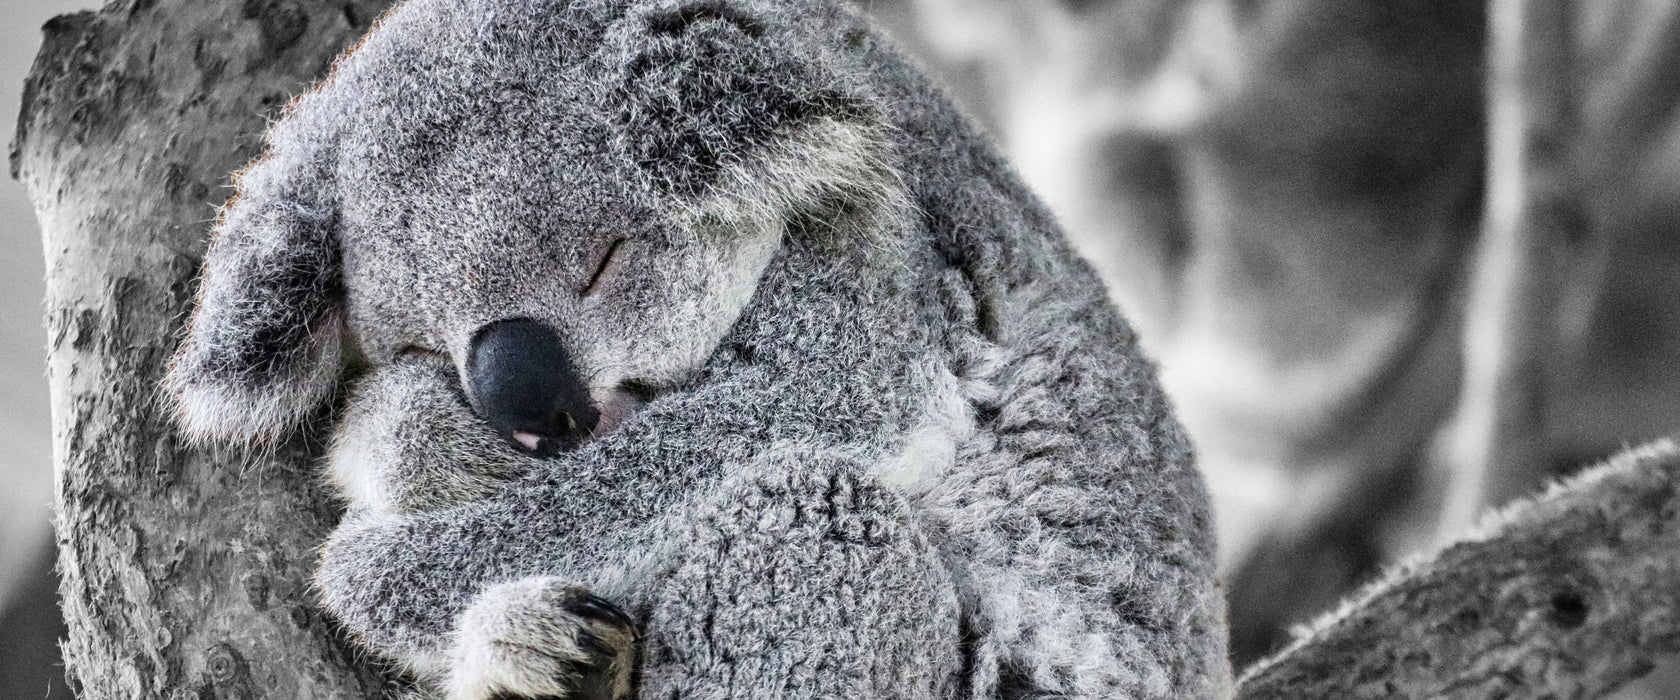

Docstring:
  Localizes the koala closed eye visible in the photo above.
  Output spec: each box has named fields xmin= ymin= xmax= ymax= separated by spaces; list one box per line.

xmin=393 ymin=344 xmax=445 ymax=361
xmin=580 ymin=237 xmax=634 ymax=298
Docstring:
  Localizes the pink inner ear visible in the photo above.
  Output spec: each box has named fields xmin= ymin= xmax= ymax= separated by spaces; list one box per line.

xmin=513 ymin=431 xmax=543 ymax=452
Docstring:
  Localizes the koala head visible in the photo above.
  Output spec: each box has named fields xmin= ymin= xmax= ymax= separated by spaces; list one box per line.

xmin=167 ymin=0 xmax=904 ymax=454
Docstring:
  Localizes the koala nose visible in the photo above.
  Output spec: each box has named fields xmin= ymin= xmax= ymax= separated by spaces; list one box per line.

xmin=466 ymin=318 xmax=599 ymax=455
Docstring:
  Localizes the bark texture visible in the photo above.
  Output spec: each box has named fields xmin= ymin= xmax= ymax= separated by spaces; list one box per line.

xmin=13 ymin=0 xmax=396 ymax=696
xmin=1237 ymin=439 xmax=1680 ymax=699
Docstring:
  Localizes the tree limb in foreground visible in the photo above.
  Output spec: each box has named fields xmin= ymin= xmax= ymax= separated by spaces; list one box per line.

xmin=1239 ymin=438 xmax=1680 ymax=699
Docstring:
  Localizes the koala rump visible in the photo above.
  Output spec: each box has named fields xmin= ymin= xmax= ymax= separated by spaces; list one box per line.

xmin=166 ymin=0 xmax=1232 ymax=698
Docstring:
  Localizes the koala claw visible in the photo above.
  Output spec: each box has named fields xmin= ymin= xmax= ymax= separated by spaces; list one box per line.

xmin=564 ymin=594 xmax=639 ymax=633
xmin=448 ymin=578 xmax=640 ymax=700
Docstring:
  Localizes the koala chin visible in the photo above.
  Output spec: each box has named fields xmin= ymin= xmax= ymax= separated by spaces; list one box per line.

xmin=166 ymin=0 xmax=1233 ymax=698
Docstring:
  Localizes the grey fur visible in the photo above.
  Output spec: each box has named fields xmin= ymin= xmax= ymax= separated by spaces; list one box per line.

xmin=166 ymin=0 xmax=1231 ymax=697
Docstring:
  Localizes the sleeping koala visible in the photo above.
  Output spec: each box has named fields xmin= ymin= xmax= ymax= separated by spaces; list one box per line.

xmin=165 ymin=0 xmax=1232 ymax=697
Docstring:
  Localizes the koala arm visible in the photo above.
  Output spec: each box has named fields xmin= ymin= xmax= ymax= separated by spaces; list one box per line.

xmin=315 ymin=374 xmax=764 ymax=670
xmin=326 ymin=358 xmax=534 ymax=514
xmin=319 ymin=426 xmax=966 ymax=699
xmin=322 ymin=433 xmax=969 ymax=699
xmin=317 ymin=263 xmax=958 ymax=693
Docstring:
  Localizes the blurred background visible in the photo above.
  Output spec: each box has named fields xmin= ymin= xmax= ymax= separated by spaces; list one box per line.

xmin=5 ymin=0 xmax=1680 ymax=696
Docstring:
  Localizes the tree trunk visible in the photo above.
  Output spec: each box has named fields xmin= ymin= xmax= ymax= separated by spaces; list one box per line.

xmin=12 ymin=0 xmax=396 ymax=696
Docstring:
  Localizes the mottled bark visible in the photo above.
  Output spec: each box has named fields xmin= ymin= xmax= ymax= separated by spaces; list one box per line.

xmin=1238 ymin=439 xmax=1680 ymax=699
xmin=12 ymin=0 xmax=396 ymax=696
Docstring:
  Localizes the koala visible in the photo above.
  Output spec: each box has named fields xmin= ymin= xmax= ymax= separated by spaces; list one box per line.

xmin=165 ymin=0 xmax=1231 ymax=698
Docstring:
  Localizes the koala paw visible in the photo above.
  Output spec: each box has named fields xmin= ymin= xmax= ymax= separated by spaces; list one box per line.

xmin=329 ymin=358 xmax=532 ymax=514
xmin=449 ymin=577 xmax=641 ymax=700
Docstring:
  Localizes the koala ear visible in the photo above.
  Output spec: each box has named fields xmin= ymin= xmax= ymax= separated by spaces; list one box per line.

xmin=165 ymin=132 xmax=345 ymax=443
xmin=610 ymin=1 xmax=905 ymax=235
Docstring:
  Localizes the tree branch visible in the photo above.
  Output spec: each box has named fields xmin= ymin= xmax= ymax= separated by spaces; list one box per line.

xmin=1238 ymin=438 xmax=1680 ymax=699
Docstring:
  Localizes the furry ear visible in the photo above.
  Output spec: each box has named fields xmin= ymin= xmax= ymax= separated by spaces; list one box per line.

xmin=165 ymin=128 xmax=345 ymax=443
xmin=609 ymin=0 xmax=906 ymax=238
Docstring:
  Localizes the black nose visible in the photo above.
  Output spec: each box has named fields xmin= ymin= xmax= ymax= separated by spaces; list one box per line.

xmin=466 ymin=318 xmax=599 ymax=455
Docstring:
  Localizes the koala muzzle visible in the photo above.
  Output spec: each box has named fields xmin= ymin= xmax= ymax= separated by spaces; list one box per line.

xmin=466 ymin=318 xmax=600 ymax=456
